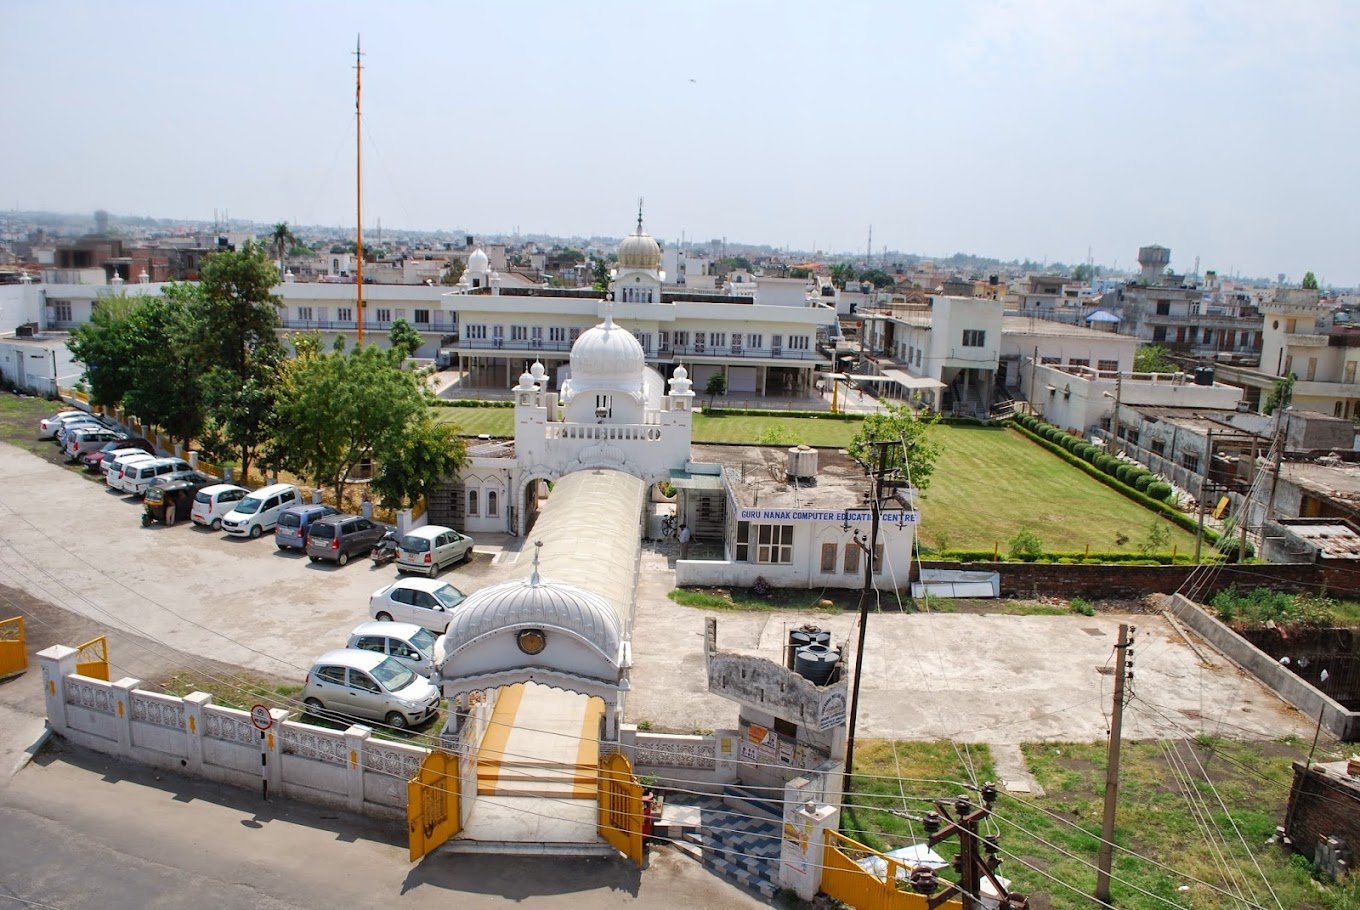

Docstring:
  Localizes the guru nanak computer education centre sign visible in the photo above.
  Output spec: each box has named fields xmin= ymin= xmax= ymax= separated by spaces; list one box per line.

xmin=736 ymin=508 xmax=919 ymax=524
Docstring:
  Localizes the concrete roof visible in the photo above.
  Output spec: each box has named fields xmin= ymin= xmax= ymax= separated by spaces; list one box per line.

xmin=690 ymin=443 xmax=883 ymax=512
xmin=1002 ymin=315 xmax=1127 ymax=340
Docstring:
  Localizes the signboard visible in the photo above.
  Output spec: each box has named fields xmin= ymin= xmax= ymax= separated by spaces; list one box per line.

xmin=250 ymin=704 xmax=273 ymax=731
xmin=737 ymin=508 xmax=918 ymax=524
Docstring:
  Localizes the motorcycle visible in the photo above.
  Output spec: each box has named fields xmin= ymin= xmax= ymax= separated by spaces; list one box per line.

xmin=370 ymin=530 xmax=399 ymax=566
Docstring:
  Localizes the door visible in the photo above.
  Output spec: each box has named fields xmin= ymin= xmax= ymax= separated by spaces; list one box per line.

xmin=408 ymin=750 xmax=460 ymax=861
xmin=598 ymin=751 xmax=644 ymax=866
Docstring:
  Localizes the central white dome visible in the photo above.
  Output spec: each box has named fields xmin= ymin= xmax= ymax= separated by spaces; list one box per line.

xmin=617 ymin=229 xmax=661 ymax=271
xmin=567 ymin=311 xmax=645 ymax=389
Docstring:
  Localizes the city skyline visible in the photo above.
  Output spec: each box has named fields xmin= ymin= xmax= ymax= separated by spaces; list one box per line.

xmin=3 ymin=0 xmax=1357 ymax=285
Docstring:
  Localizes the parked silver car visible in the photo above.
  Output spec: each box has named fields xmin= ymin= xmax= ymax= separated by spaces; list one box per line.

xmin=301 ymin=649 xmax=440 ymax=730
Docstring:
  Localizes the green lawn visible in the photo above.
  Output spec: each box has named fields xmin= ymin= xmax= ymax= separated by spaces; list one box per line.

xmin=921 ymin=426 xmax=1200 ymax=556
xmin=431 ymin=407 xmax=514 ymax=437
xmin=841 ymin=738 xmax=1358 ymax=910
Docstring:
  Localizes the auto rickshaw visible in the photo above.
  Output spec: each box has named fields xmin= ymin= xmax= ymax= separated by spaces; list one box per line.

xmin=142 ymin=474 xmax=213 ymax=527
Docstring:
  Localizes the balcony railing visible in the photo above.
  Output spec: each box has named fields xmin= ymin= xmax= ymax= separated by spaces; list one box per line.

xmin=279 ymin=317 xmax=447 ymax=333
xmin=449 ymin=339 xmax=825 ymax=362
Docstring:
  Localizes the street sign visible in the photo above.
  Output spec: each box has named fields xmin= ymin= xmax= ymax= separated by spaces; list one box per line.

xmin=250 ymin=704 xmax=273 ymax=731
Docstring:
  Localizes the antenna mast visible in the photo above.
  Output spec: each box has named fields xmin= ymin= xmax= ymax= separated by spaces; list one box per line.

xmin=866 ymin=225 xmax=873 ymax=269
xmin=354 ymin=35 xmax=365 ymax=345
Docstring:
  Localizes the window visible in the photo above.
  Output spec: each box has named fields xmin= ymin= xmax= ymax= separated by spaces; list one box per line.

xmin=466 ymin=324 xmax=486 ymax=340
xmin=487 ymin=491 xmax=498 ymax=517
xmin=1040 ymin=356 xmax=1060 ymax=365
xmin=511 ymin=325 xmax=527 ymax=342
xmin=962 ymin=329 xmax=985 ymax=347
xmin=1068 ymin=358 xmax=1089 ymax=368
xmin=1283 ymin=355 xmax=1293 ymax=376
xmin=376 ymin=308 xmax=392 ymax=324
xmin=531 ymin=326 xmax=543 ymax=347
xmin=296 ymin=306 xmax=313 ymax=322
xmin=1180 ymin=452 xmax=1200 ymax=472
xmin=748 ymin=333 xmax=762 ymax=349
xmin=1346 ymin=362 xmax=1357 ymax=384
xmin=317 ymin=666 xmax=347 ymax=685
xmin=731 ymin=334 xmax=742 ymax=353
xmin=772 ymin=334 xmax=783 ymax=353
xmin=674 ymin=330 xmax=689 ymax=347
xmin=1307 ymin=357 xmax=1318 ymax=381
xmin=350 ymin=672 xmax=379 ymax=693
xmin=820 ymin=543 xmax=837 ymax=573
xmin=549 ymin=326 xmax=567 ymax=343
xmin=492 ymin=325 xmax=504 ymax=347
xmin=594 ymin=394 xmax=612 ymax=418
xmin=467 ymin=490 xmax=479 ymax=516
xmin=694 ymin=334 xmax=705 ymax=353
xmin=1156 ymin=300 xmax=1171 ymax=316
xmin=843 ymin=543 xmax=860 ymax=575
xmin=1097 ymin=360 xmax=1119 ymax=372
xmin=755 ymin=524 xmax=793 ymax=564
xmin=1203 ymin=328 xmax=1213 ymax=345
xmin=51 ymin=301 xmax=71 ymax=322
xmin=789 ymin=335 xmax=809 ymax=350
xmin=735 ymin=521 xmax=750 ymax=562
xmin=915 ymin=348 xmax=923 ymax=367
xmin=1152 ymin=327 xmax=1167 ymax=342
xmin=414 ymin=309 xmax=430 ymax=325
xmin=709 ymin=332 xmax=726 ymax=348
xmin=659 ymin=330 xmax=670 ymax=351
xmin=338 ymin=307 xmax=352 ymax=323
xmin=569 ymin=327 xmax=581 ymax=341
xmin=1150 ymin=439 xmax=1166 ymax=456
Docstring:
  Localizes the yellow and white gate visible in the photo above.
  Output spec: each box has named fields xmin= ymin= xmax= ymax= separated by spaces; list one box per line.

xmin=822 ymin=830 xmax=963 ymax=910
xmin=597 ymin=750 xmax=645 ymax=866
xmin=75 ymin=635 xmax=109 ymax=681
xmin=0 ymin=616 xmax=25 ymax=679
xmin=407 ymin=749 xmax=460 ymax=861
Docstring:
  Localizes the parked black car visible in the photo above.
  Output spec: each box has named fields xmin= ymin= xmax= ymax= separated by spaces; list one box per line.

xmin=142 ymin=473 xmax=215 ymax=526
xmin=305 ymin=514 xmax=388 ymax=566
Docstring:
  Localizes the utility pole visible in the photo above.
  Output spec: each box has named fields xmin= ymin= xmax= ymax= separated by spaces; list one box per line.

xmin=1109 ymin=373 xmax=1123 ymax=454
xmin=1095 ymin=623 xmax=1134 ymax=906
xmin=842 ymin=438 xmax=893 ymax=801
xmin=354 ymin=35 xmax=366 ymax=346
xmin=1194 ymin=430 xmax=1213 ymax=563
xmin=917 ymin=784 xmax=1027 ymax=910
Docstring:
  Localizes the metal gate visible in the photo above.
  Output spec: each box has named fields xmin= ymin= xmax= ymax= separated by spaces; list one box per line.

xmin=598 ymin=751 xmax=644 ymax=866
xmin=822 ymin=830 xmax=963 ymax=910
xmin=75 ymin=635 xmax=109 ymax=681
xmin=0 ymin=617 xmax=25 ymax=679
xmin=407 ymin=749 xmax=460 ymax=862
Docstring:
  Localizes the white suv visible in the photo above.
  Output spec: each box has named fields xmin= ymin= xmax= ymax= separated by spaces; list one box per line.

xmin=122 ymin=457 xmax=195 ymax=498
xmin=191 ymin=484 xmax=250 ymax=531
xmin=221 ymin=483 xmax=301 ymax=538
xmin=106 ymin=452 xmax=158 ymax=490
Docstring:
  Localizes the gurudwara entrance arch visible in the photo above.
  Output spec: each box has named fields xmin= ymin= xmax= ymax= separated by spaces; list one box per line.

xmin=424 ymin=467 xmax=649 ymax=859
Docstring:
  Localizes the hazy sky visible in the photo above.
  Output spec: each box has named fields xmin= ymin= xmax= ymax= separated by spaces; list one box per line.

xmin=4 ymin=1 xmax=1357 ymax=284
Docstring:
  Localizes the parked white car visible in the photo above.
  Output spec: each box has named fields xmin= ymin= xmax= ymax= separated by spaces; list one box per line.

xmin=221 ymin=483 xmax=301 ymax=538
xmin=301 ymin=649 xmax=440 ymax=730
xmin=395 ymin=525 xmax=474 ymax=577
xmin=190 ymin=483 xmax=249 ymax=530
xmin=369 ymin=578 xmax=467 ymax=634
xmin=105 ymin=452 xmax=158 ymax=490
xmin=122 ymin=457 xmax=196 ymax=498
xmin=346 ymin=621 xmax=441 ymax=679
xmin=39 ymin=410 xmax=87 ymax=438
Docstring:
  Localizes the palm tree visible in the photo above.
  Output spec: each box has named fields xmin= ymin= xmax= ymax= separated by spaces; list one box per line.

xmin=270 ymin=222 xmax=295 ymax=279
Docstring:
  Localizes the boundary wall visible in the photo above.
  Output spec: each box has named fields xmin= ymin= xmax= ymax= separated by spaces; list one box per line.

xmin=38 ymin=644 xmax=428 ymax=820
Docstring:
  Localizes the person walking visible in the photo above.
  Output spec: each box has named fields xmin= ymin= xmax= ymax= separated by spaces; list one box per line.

xmin=678 ymin=523 xmax=691 ymax=560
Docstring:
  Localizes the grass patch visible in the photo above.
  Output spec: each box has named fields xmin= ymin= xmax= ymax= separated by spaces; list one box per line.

xmin=668 ymin=586 xmax=851 ymax=612
xmin=430 ymin=406 xmax=514 ymax=437
xmin=692 ymin=412 xmax=858 ymax=447
xmin=923 ymin=426 xmax=1200 ymax=554
xmin=845 ymin=738 xmax=1359 ymax=910
xmin=159 ymin=670 xmax=302 ymax=712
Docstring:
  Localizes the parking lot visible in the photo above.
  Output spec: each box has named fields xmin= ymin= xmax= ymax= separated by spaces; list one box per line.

xmin=0 ymin=433 xmax=1317 ymax=748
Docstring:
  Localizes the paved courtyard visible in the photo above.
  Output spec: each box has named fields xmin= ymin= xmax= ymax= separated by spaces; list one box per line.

xmin=0 ymin=441 xmax=1313 ymax=751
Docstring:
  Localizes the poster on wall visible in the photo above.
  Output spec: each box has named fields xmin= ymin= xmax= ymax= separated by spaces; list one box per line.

xmin=747 ymin=723 xmax=779 ymax=759
xmin=739 ymin=740 xmax=759 ymax=763
xmin=779 ymin=740 xmax=795 ymax=766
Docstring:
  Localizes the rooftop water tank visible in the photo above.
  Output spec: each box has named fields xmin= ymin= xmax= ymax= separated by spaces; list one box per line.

xmin=1194 ymin=366 xmax=1215 ymax=386
xmin=786 ymin=625 xmax=831 ymax=669
xmin=786 ymin=445 xmax=819 ymax=481
xmin=795 ymin=644 xmax=840 ymax=686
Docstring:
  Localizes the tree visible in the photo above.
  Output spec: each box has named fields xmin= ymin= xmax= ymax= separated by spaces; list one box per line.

xmin=848 ymin=402 xmax=941 ymax=492
xmin=704 ymin=371 xmax=726 ymax=410
xmin=789 ymin=267 xmax=811 ymax=279
xmin=370 ymin=417 xmax=467 ymax=508
xmin=1133 ymin=344 xmax=1177 ymax=374
xmin=270 ymin=222 xmax=295 ymax=278
xmin=857 ymin=269 xmax=894 ymax=289
xmin=1302 ymin=271 xmax=1319 ymax=290
xmin=829 ymin=263 xmax=856 ymax=289
xmin=67 ymin=292 xmax=142 ymax=406
xmin=440 ymin=258 xmax=466 ymax=286
xmin=1264 ymin=374 xmax=1294 ymax=416
xmin=388 ymin=318 xmax=422 ymax=361
xmin=120 ymin=291 xmax=205 ymax=446
xmin=194 ymin=241 xmax=283 ymax=379
xmin=592 ymin=259 xmax=611 ymax=290
xmin=271 ymin=344 xmax=429 ymax=502
xmin=201 ymin=365 xmax=279 ymax=482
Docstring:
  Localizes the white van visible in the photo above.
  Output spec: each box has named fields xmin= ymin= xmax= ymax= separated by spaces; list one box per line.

xmin=106 ymin=452 xmax=158 ymax=490
xmin=221 ymin=483 xmax=301 ymax=538
xmin=191 ymin=484 xmax=249 ymax=531
xmin=123 ymin=458 xmax=195 ymax=497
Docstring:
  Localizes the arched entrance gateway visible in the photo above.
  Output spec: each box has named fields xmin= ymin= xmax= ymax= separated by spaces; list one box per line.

xmin=427 ymin=467 xmax=648 ymax=859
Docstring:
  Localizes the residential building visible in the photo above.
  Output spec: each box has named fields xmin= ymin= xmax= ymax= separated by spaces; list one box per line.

xmin=1113 ymin=245 xmax=1262 ymax=359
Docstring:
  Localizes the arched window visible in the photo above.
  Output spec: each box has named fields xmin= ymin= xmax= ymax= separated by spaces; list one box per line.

xmin=467 ymin=490 xmax=479 ymax=516
xmin=487 ymin=491 xmax=499 ymax=518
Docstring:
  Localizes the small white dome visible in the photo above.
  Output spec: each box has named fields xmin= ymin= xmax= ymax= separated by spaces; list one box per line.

xmin=529 ymin=361 xmax=546 ymax=381
xmin=566 ymin=310 xmax=644 ymax=392
xmin=467 ymin=247 xmax=489 ymax=273
xmin=442 ymin=575 xmax=622 ymax=663
xmin=517 ymin=369 xmax=536 ymax=391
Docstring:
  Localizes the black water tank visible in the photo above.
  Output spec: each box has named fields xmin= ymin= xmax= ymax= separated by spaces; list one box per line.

xmin=788 ymin=626 xmax=829 ymax=669
xmin=795 ymin=644 xmax=840 ymax=685
xmin=1194 ymin=366 xmax=1215 ymax=386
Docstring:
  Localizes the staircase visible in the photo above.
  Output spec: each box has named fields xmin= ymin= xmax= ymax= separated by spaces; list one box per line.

xmin=476 ymin=756 xmax=598 ymax=799
xmin=668 ymin=785 xmax=783 ymax=900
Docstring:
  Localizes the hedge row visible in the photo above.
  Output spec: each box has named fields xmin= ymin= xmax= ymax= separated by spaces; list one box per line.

xmin=1008 ymin=414 xmax=1221 ymax=544
xmin=930 ymin=550 xmax=1222 ymax=565
xmin=429 ymin=399 xmax=515 ymax=409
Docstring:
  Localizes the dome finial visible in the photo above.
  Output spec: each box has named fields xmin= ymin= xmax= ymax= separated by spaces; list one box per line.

xmin=530 ymin=539 xmax=543 ymax=586
xmin=602 ymin=298 xmax=615 ymax=328
xmin=636 ymin=196 xmax=644 ymax=234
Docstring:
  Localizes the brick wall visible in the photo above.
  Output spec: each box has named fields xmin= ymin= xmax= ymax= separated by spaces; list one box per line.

xmin=920 ymin=560 xmax=1360 ymax=600
xmin=1285 ymin=761 xmax=1360 ymax=862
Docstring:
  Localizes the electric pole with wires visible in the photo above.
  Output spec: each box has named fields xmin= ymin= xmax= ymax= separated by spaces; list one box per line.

xmin=1096 ymin=623 xmax=1134 ymax=906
